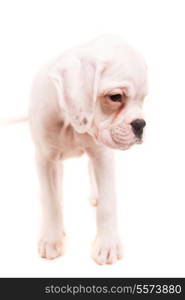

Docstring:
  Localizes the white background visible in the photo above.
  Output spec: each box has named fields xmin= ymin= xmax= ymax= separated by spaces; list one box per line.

xmin=0 ymin=0 xmax=184 ymax=277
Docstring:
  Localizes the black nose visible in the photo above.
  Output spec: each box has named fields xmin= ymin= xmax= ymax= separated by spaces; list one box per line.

xmin=131 ymin=119 xmax=146 ymax=137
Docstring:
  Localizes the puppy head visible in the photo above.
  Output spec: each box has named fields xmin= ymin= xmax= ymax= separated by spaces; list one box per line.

xmin=50 ymin=36 xmax=148 ymax=150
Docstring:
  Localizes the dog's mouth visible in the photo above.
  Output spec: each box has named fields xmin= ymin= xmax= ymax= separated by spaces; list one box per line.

xmin=88 ymin=123 xmax=144 ymax=150
xmin=92 ymin=128 xmax=140 ymax=150
xmin=110 ymin=125 xmax=139 ymax=149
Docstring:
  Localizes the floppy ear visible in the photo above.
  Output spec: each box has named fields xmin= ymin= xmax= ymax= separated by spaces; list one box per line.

xmin=49 ymin=56 xmax=105 ymax=133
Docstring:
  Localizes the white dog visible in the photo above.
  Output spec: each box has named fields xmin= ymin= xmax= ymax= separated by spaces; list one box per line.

xmin=29 ymin=35 xmax=148 ymax=265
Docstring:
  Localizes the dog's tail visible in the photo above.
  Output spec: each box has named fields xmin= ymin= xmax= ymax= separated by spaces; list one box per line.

xmin=0 ymin=115 xmax=29 ymax=125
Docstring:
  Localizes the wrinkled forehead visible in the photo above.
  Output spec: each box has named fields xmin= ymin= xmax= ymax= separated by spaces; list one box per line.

xmin=98 ymin=57 xmax=148 ymax=99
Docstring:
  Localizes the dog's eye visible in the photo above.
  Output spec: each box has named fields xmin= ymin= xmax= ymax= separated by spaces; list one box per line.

xmin=109 ymin=94 xmax=122 ymax=102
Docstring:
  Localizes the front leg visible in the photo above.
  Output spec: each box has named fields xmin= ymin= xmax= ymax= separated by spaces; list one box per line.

xmin=87 ymin=147 xmax=123 ymax=265
xmin=36 ymin=151 xmax=65 ymax=260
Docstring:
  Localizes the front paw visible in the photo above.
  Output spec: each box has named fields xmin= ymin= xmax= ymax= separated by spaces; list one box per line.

xmin=38 ymin=230 xmax=65 ymax=260
xmin=92 ymin=234 xmax=123 ymax=265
